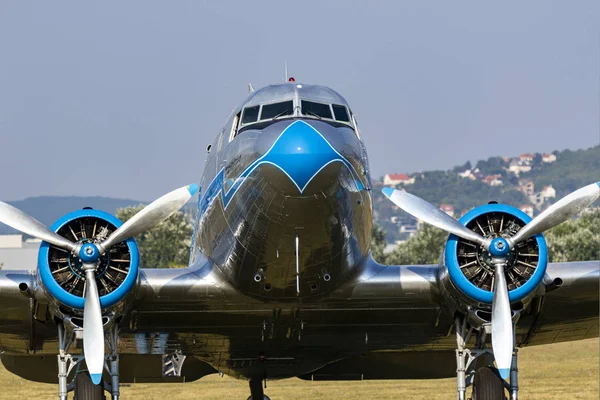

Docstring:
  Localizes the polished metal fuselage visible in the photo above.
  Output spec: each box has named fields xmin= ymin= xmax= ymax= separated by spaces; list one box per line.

xmin=193 ymin=117 xmax=372 ymax=299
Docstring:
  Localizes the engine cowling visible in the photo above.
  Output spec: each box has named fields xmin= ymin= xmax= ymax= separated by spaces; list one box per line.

xmin=441 ymin=204 xmax=548 ymax=315
xmin=37 ymin=209 xmax=140 ymax=314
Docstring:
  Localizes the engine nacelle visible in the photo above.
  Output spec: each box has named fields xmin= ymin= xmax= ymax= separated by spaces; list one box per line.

xmin=440 ymin=204 xmax=547 ymax=324
xmin=37 ymin=209 xmax=140 ymax=319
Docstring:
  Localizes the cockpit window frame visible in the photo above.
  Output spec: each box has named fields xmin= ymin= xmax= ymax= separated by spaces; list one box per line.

xmin=241 ymin=105 xmax=260 ymax=125
xmin=232 ymin=94 xmax=357 ymax=141
xmin=332 ymin=104 xmax=350 ymax=122
xmin=300 ymin=100 xmax=334 ymax=120
xmin=258 ymin=99 xmax=295 ymax=121
xmin=229 ymin=111 xmax=241 ymax=142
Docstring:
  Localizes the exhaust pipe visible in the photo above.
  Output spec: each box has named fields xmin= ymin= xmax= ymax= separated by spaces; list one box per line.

xmin=19 ymin=282 xmax=34 ymax=298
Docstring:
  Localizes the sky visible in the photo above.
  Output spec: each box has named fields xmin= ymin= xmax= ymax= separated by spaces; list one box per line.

xmin=0 ymin=1 xmax=598 ymax=201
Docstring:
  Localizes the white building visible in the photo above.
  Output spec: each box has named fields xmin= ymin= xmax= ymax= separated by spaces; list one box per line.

xmin=540 ymin=185 xmax=556 ymax=199
xmin=482 ymin=175 xmax=503 ymax=186
xmin=519 ymin=153 xmax=535 ymax=164
xmin=383 ymin=173 xmax=414 ymax=186
xmin=0 ymin=235 xmax=40 ymax=270
xmin=458 ymin=169 xmax=477 ymax=180
xmin=508 ymin=161 xmax=532 ymax=176
xmin=0 ymin=234 xmax=24 ymax=249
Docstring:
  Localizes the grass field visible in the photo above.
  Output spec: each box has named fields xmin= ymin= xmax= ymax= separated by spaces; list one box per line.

xmin=0 ymin=339 xmax=597 ymax=399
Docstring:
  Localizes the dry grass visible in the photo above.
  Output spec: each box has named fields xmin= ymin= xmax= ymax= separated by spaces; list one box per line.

xmin=1 ymin=339 xmax=597 ymax=399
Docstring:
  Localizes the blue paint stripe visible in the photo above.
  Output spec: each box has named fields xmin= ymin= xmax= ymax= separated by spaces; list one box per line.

xmin=199 ymin=120 xmax=365 ymax=216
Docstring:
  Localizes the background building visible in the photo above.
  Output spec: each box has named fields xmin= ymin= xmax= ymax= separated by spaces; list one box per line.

xmin=0 ymin=234 xmax=40 ymax=270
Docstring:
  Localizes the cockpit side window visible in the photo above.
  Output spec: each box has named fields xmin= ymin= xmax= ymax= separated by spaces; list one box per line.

xmin=241 ymin=106 xmax=260 ymax=124
xmin=332 ymin=104 xmax=350 ymax=122
xmin=229 ymin=112 xmax=240 ymax=141
xmin=260 ymin=100 xmax=294 ymax=120
xmin=301 ymin=100 xmax=333 ymax=119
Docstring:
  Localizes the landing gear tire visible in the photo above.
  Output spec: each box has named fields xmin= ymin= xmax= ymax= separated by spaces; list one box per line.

xmin=472 ymin=367 xmax=506 ymax=400
xmin=247 ymin=397 xmax=270 ymax=400
xmin=74 ymin=372 xmax=105 ymax=400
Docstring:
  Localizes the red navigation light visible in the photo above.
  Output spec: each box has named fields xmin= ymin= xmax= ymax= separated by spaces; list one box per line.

xmin=288 ymin=77 xmax=295 ymax=82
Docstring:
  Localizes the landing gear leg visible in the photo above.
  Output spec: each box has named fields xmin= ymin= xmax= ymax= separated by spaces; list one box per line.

xmin=56 ymin=320 xmax=121 ymax=400
xmin=56 ymin=322 xmax=84 ymax=400
xmin=509 ymin=349 xmax=518 ymax=400
xmin=455 ymin=316 xmax=471 ymax=400
xmin=104 ymin=324 xmax=121 ymax=400
xmin=454 ymin=315 xmax=513 ymax=400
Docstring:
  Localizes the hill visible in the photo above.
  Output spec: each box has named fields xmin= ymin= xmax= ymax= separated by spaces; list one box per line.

xmin=522 ymin=146 xmax=600 ymax=196
xmin=376 ymin=145 xmax=599 ymax=242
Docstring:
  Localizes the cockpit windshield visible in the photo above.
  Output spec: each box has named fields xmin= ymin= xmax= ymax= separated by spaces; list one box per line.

xmin=233 ymin=84 xmax=356 ymax=139
xmin=332 ymin=104 xmax=350 ymax=122
xmin=301 ymin=100 xmax=332 ymax=119
xmin=260 ymin=101 xmax=294 ymax=120
xmin=241 ymin=106 xmax=259 ymax=124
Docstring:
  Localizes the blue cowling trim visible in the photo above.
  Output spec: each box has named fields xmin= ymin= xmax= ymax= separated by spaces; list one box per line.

xmin=38 ymin=209 xmax=140 ymax=310
xmin=444 ymin=204 xmax=548 ymax=304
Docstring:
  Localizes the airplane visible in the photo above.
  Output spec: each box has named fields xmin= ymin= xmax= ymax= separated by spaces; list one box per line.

xmin=0 ymin=80 xmax=598 ymax=400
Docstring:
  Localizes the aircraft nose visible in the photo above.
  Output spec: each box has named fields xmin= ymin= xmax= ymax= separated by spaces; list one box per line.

xmin=258 ymin=120 xmax=357 ymax=194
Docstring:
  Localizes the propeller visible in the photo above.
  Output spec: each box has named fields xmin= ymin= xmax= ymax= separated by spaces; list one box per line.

xmin=0 ymin=202 xmax=77 ymax=252
xmin=0 ymin=183 xmax=199 ymax=384
xmin=381 ymin=188 xmax=488 ymax=247
xmin=508 ymin=182 xmax=600 ymax=245
xmin=382 ymin=182 xmax=600 ymax=380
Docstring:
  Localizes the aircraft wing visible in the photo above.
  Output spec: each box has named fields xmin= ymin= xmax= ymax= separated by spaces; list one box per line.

xmin=0 ymin=256 xmax=597 ymax=385
xmin=0 ymin=269 xmax=37 ymax=354
xmin=521 ymin=260 xmax=599 ymax=346
xmin=1 ymin=258 xmax=597 ymax=352
xmin=334 ymin=258 xmax=599 ymax=349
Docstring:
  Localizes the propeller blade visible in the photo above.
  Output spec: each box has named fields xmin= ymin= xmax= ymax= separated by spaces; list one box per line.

xmin=0 ymin=201 xmax=77 ymax=251
xmin=82 ymin=266 xmax=104 ymax=385
xmin=510 ymin=182 xmax=600 ymax=245
xmin=491 ymin=262 xmax=513 ymax=380
xmin=382 ymin=188 xmax=488 ymax=247
xmin=99 ymin=184 xmax=199 ymax=251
